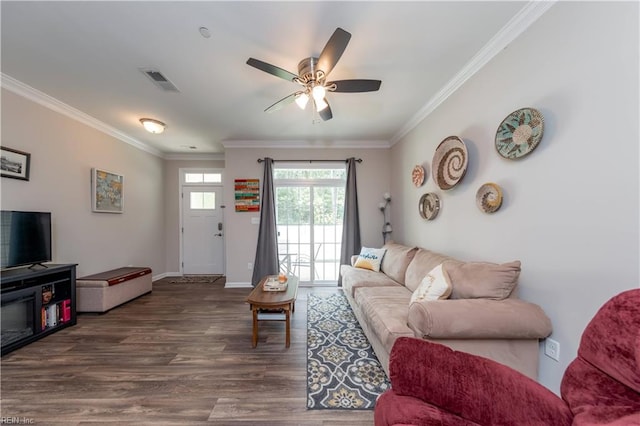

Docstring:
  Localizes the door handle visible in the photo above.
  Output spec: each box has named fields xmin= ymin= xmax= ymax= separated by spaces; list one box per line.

xmin=214 ymin=233 xmax=223 ymax=237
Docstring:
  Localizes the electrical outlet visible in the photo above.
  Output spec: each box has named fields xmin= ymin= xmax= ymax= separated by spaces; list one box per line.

xmin=247 ymin=262 xmax=253 ymax=270
xmin=544 ymin=338 xmax=560 ymax=361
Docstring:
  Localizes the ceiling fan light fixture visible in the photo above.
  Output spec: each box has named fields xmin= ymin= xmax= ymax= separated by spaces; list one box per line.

xmin=315 ymin=97 xmax=328 ymax=112
xmin=295 ymin=92 xmax=309 ymax=110
xmin=246 ymin=27 xmax=380 ymax=122
xmin=140 ymin=118 xmax=166 ymax=134
xmin=312 ymin=84 xmax=326 ymax=102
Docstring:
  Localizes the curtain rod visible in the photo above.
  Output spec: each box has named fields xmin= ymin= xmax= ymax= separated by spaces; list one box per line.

xmin=257 ymin=158 xmax=362 ymax=163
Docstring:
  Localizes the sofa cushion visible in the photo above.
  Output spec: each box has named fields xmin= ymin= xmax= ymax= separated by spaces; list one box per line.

xmin=354 ymin=247 xmax=387 ymax=272
xmin=380 ymin=243 xmax=418 ymax=285
xmin=353 ymin=286 xmax=414 ymax=354
xmin=404 ymin=249 xmax=459 ymax=292
xmin=410 ymin=263 xmax=452 ymax=304
xmin=340 ymin=264 xmax=400 ymax=298
xmin=445 ymin=260 xmax=520 ymax=300
xmin=407 ymin=298 xmax=552 ymax=339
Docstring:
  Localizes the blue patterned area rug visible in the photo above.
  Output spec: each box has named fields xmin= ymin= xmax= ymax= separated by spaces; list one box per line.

xmin=307 ymin=292 xmax=390 ymax=410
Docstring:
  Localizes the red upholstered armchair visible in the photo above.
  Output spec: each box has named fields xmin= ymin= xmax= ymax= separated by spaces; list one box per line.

xmin=375 ymin=289 xmax=640 ymax=426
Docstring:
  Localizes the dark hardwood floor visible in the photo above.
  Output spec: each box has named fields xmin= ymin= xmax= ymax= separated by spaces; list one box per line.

xmin=0 ymin=278 xmax=374 ymax=425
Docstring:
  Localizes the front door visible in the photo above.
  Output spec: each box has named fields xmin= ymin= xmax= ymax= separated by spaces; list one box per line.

xmin=182 ymin=185 xmax=224 ymax=274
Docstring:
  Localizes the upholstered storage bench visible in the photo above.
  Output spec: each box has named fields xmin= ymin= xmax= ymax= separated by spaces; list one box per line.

xmin=76 ymin=267 xmax=152 ymax=313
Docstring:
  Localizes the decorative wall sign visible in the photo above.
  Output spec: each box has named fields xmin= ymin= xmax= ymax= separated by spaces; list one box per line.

xmin=432 ymin=136 xmax=468 ymax=190
xmin=235 ymin=178 xmax=260 ymax=212
xmin=495 ymin=107 xmax=544 ymax=159
xmin=476 ymin=183 xmax=503 ymax=214
xmin=419 ymin=193 xmax=440 ymax=220
xmin=92 ymin=168 xmax=124 ymax=213
xmin=411 ymin=165 xmax=425 ymax=187
xmin=0 ymin=146 xmax=30 ymax=181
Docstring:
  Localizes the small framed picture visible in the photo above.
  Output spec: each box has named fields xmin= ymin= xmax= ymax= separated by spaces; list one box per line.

xmin=1 ymin=146 xmax=31 ymax=181
xmin=92 ymin=168 xmax=124 ymax=213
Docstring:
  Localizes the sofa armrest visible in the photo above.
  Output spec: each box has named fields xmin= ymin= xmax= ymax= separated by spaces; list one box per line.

xmin=407 ymin=298 xmax=552 ymax=339
xmin=388 ymin=337 xmax=573 ymax=425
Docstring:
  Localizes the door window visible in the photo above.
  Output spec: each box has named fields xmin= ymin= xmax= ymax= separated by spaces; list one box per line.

xmin=190 ymin=192 xmax=216 ymax=210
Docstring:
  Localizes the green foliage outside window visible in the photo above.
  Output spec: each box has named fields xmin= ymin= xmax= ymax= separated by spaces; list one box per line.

xmin=274 ymin=168 xmax=346 ymax=225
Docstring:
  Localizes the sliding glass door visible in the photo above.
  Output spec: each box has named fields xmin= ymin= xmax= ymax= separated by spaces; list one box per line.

xmin=274 ymin=166 xmax=345 ymax=285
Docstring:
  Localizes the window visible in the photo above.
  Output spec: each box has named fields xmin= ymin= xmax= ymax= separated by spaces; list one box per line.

xmin=190 ymin=192 xmax=216 ymax=209
xmin=185 ymin=173 xmax=222 ymax=184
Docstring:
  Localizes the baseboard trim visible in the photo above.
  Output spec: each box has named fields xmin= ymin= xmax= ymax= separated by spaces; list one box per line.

xmin=153 ymin=272 xmax=182 ymax=281
xmin=225 ymin=282 xmax=252 ymax=288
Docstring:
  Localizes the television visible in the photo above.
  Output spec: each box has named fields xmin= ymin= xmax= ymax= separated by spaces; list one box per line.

xmin=0 ymin=211 xmax=52 ymax=269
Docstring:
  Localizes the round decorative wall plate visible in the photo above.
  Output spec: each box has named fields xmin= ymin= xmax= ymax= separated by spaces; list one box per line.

xmin=432 ymin=136 xmax=468 ymax=190
xmin=419 ymin=193 xmax=440 ymax=220
xmin=411 ymin=165 xmax=425 ymax=187
xmin=495 ymin=107 xmax=544 ymax=159
xmin=476 ymin=183 xmax=503 ymax=214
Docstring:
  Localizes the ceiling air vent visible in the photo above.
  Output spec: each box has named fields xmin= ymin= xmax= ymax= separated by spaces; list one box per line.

xmin=139 ymin=68 xmax=180 ymax=92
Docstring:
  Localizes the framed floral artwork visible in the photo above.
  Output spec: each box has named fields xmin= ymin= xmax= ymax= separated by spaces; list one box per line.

xmin=92 ymin=168 xmax=124 ymax=213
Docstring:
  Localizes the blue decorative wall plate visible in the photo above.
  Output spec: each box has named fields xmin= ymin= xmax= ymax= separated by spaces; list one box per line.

xmin=495 ymin=107 xmax=544 ymax=159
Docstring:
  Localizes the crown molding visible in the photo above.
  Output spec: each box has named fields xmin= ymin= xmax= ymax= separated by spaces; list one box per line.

xmin=222 ymin=139 xmax=391 ymax=149
xmin=390 ymin=0 xmax=556 ymax=145
xmin=1 ymin=73 xmax=164 ymax=158
xmin=163 ymin=152 xmax=225 ymax=161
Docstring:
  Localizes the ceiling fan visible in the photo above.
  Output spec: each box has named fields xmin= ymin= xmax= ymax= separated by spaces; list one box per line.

xmin=246 ymin=27 xmax=381 ymax=121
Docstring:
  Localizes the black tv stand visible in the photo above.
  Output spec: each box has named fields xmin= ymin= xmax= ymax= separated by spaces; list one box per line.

xmin=1 ymin=264 xmax=77 ymax=356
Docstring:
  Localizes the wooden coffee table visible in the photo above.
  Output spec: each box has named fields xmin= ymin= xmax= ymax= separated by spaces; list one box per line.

xmin=246 ymin=275 xmax=299 ymax=348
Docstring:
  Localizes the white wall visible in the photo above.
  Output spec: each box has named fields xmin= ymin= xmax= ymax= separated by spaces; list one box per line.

xmin=1 ymin=89 xmax=166 ymax=278
xmin=223 ymin=146 xmax=391 ymax=285
xmin=390 ymin=2 xmax=639 ymax=393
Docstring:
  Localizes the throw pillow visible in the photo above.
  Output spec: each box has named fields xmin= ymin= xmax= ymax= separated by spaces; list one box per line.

xmin=353 ymin=247 xmax=387 ymax=272
xmin=444 ymin=260 xmax=521 ymax=300
xmin=410 ymin=263 xmax=452 ymax=304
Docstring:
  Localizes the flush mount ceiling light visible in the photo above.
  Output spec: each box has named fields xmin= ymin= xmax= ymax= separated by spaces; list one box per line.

xmin=139 ymin=118 xmax=166 ymax=134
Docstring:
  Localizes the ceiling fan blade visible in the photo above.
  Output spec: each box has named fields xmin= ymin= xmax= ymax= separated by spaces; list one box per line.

xmin=328 ymin=79 xmax=382 ymax=93
xmin=318 ymin=99 xmax=333 ymax=121
xmin=247 ymin=58 xmax=299 ymax=82
xmin=316 ymin=28 xmax=351 ymax=78
xmin=265 ymin=92 xmax=298 ymax=113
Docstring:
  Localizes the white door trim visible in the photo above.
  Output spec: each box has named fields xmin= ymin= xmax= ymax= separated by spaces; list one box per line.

xmin=178 ymin=168 xmax=225 ymax=275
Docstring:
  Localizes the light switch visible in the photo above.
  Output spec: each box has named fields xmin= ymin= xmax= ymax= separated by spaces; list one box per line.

xmin=251 ymin=217 xmax=260 ymax=225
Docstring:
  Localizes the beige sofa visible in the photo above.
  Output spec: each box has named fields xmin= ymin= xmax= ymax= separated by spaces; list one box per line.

xmin=340 ymin=243 xmax=552 ymax=379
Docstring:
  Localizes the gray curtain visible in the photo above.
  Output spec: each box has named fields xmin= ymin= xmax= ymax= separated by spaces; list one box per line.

xmin=252 ymin=158 xmax=279 ymax=287
xmin=338 ymin=157 xmax=361 ymax=286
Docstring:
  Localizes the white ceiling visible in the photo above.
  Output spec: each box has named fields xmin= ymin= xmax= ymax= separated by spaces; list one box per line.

xmin=1 ymin=1 xmax=534 ymax=156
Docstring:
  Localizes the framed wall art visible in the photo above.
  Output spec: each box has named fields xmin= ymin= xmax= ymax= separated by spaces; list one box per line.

xmin=1 ymin=146 xmax=31 ymax=181
xmin=235 ymin=178 xmax=260 ymax=212
xmin=92 ymin=168 xmax=124 ymax=213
